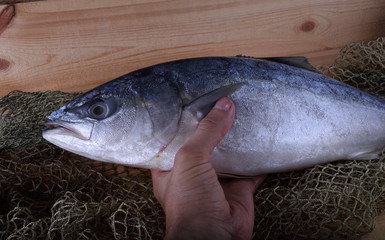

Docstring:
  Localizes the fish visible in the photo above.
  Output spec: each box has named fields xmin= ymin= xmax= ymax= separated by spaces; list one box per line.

xmin=42 ymin=56 xmax=385 ymax=176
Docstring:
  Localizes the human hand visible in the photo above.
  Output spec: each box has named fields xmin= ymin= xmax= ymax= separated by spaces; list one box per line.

xmin=151 ymin=97 xmax=266 ymax=240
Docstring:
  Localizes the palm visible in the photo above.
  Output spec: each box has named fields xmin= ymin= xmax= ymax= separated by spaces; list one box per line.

xmin=151 ymin=98 xmax=266 ymax=239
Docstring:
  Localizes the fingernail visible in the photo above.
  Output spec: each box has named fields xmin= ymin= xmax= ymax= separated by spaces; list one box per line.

xmin=214 ymin=98 xmax=231 ymax=111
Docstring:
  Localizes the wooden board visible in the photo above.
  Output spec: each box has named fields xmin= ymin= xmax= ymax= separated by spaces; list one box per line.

xmin=0 ymin=0 xmax=384 ymax=97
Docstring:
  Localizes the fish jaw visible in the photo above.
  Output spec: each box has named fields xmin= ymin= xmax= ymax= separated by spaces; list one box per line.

xmin=42 ymin=119 xmax=154 ymax=167
xmin=44 ymin=120 xmax=94 ymax=140
xmin=42 ymin=121 xmax=96 ymax=159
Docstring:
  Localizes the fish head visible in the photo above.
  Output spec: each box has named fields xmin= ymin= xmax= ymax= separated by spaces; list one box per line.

xmin=42 ymin=81 xmax=166 ymax=168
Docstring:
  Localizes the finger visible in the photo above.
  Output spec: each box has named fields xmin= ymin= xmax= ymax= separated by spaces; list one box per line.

xmin=151 ymin=169 xmax=170 ymax=204
xmin=251 ymin=174 xmax=267 ymax=191
xmin=150 ymin=169 xmax=162 ymax=201
xmin=176 ymin=97 xmax=235 ymax=166
xmin=190 ymin=97 xmax=235 ymax=152
xmin=151 ymin=169 xmax=168 ymax=181
xmin=219 ymin=175 xmax=266 ymax=237
xmin=219 ymin=175 xmax=266 ymax=194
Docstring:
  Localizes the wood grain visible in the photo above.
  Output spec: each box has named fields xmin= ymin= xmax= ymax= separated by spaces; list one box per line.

xmin=0 ymin=5 xmax=14 ymax=36
xmin=0 ymin=0 xmax=43 ymax=4
xmin=0 ymin=0 xmax=384 ymax=96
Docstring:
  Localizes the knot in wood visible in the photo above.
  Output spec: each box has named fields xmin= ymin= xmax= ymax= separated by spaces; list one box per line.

xmin=300 ymin=21 xmax=315 ymax=32
xmin=0 ymin=58 xmax=10 ymax=71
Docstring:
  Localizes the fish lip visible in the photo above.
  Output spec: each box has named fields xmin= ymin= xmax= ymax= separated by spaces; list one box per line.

xmin=45 ymin=121 xmax=67 ymax=129
xmin=44 ymin=121 xmax=76 ymax=135
xmin=44 ymin=120 xmax=93 ymax=140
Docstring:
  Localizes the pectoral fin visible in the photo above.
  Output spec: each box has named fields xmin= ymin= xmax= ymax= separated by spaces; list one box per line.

xmin=184 ymin=83 xmax=244 ymax=121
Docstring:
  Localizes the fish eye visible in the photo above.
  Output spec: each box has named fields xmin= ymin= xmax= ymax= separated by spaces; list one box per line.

xmin=88 ymin=100 xmax=110 ymax=120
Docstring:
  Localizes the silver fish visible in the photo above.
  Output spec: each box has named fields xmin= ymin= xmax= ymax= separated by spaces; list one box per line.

xmin=42 ymin=57 xmax=385 ymax=176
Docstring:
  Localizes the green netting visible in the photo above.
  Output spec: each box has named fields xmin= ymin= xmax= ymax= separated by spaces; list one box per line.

xmin=1 ymin=37 xmax=385 ymax=239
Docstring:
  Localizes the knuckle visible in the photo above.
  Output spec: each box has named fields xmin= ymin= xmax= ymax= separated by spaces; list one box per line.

xmin=175 ymin=146 xmax=198 ymax=160
xmin=199 ymin=115 xmax=220 ymax=131
xmin=201 ymin=116 xmax=228 ymax=138
xmin=175 ymin=145 xmax=208 ymax=163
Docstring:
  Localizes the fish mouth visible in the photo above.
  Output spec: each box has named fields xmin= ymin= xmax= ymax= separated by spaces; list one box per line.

xmin=44 ymin=120 xmax=94 ymax=140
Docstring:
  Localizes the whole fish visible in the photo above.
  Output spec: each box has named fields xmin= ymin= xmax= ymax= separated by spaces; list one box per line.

xmin=43 ymin=57 xmax=385 ymax=176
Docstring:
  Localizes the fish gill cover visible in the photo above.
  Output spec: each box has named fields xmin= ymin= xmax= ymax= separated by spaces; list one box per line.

xmin=0 ymin=37 xmax=384 ymax=239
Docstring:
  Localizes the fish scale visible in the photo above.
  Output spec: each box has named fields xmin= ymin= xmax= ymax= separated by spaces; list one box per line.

xmin=43 ymin=56 xmax=385 ymax=176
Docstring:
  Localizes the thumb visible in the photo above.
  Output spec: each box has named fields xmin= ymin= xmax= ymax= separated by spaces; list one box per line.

xmin=174 ymin=97 xmax=235 ymax=168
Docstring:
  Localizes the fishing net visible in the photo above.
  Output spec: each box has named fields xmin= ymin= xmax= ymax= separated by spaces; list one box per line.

xmin=1 ymin=37 xmax=385 ymax=239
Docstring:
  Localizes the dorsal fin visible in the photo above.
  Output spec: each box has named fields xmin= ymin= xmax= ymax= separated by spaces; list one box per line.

xmin=264 ymin=57 xmax=322 ymax=74
xmin=236 ymin=55 xmax=322 ymax=74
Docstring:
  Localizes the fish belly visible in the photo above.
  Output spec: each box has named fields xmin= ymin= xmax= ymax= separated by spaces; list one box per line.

xmin=210 ymin=78 xmax=385 ymax=176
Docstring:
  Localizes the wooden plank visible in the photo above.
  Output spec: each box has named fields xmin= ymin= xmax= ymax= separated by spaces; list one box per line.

xmin=0 ymin=0 xmax=43 ymax=4
xmin=0 ymin=0 xmax=384 ymax=97
xmin=0 ymin=5 xmax=14 ymax=36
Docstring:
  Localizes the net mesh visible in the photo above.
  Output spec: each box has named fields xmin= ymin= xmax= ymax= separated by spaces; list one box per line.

xmin=1 ymin=37 xmax=384 ymax=239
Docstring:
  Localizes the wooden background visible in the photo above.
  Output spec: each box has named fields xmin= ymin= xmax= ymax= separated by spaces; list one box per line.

xmin=0 ymin=0 xmax=384 ymax=97
xmin=0 ymin=0 xmax=385 ymax=238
